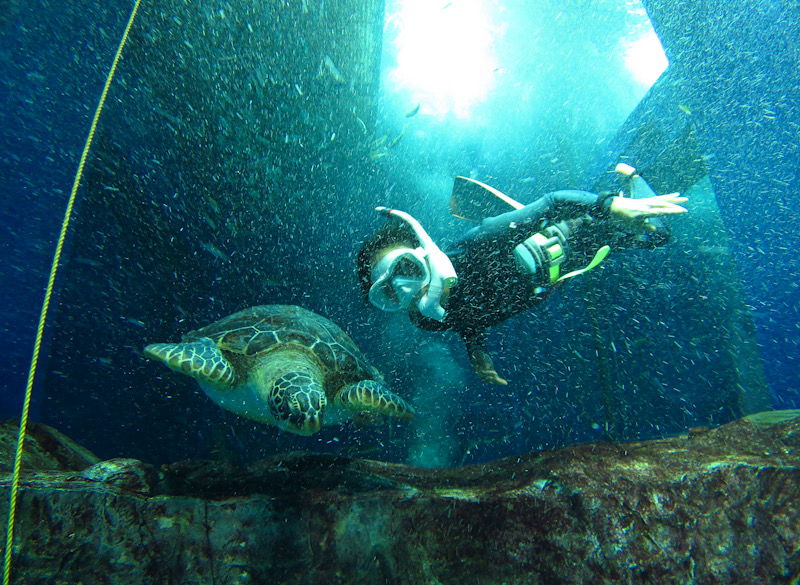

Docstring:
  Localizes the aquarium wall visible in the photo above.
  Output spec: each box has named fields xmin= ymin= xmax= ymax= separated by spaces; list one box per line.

xmin=638 ymin=0 xmax=800 ymax=407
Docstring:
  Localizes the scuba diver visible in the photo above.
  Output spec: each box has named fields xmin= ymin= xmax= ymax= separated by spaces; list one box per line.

xmin=356 ymin=165 xmax=688 ymax=385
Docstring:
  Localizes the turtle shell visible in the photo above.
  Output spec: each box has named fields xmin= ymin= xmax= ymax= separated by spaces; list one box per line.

xmin=184 ymin=305 xmax=383 ymax=386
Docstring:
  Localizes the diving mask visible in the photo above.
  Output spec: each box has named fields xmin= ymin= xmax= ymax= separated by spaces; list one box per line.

xmin=368 ymin=207 xmax=458 ymax=321
xmin=369 ymin=247 xmax=431 ymax=312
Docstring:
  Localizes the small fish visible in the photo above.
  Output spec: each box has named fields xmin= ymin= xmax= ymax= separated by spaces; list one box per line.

xmin=692 ymin=153 xmax=716 ymax=163
xmin=388 ymin=126 xmax=407 ymax=148
xmin=204 ymin=195 xmax=220 ymax=213
xmin=678 ymin=104 xmax=692 ymax=115
xmin=200 ymin=242 xmax=230 ymax=262
xmin=73 ymin=257 xmax=103 ymax=268
xmin=96 ymin=357 xmax=113 ymax=370
xmin=343 ymin=443 xmax=382 ymax=457
xmin=405 ymin=103 xmax=421 ymax=118
xmin=323 ymin=55 xmax=344 ymax=83
xmin=369 ymin=149 xmax=388 ymax=161
xmin=262 ymin=276 xmax=286 ymax=287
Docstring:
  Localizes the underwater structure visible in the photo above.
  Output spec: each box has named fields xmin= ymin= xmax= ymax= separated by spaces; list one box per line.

xmin=2 ymin=413 xmax=799 ymax=583
xmin=592 ymin=0 xmax=799 ymax=411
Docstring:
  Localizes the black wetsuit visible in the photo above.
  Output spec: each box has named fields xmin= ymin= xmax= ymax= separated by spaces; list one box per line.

xmin=409 ymin=190 xmax=670 ymax=355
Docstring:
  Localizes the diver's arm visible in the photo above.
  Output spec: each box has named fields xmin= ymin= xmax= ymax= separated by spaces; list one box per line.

xmin=463 ymin=331 xmax=508 ymax=386
xmin=458 ymin=190 xmax=614 ymax=245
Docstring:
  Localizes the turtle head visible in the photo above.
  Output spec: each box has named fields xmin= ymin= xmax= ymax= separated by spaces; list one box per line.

xmin=268 ymin=372 xmax=327 ymax=435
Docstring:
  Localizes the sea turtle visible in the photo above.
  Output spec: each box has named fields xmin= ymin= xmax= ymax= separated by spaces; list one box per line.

xmin=144 ymin=305 xmax=415 ymax=436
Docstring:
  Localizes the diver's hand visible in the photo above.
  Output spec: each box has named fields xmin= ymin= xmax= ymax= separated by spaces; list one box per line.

xmin=476 ymin=368 xmax=508 ymax=385
xmin=610 ymin=194 xmax=688 ymax=220
xmin=469 ymin=347 xmax=508 ymax=385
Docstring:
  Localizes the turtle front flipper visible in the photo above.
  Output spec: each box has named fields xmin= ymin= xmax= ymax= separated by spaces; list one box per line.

xmin=144 ymin=338 xmax=236 ymax=390
xmin=335 ymin=380 xmax=416 ymax=421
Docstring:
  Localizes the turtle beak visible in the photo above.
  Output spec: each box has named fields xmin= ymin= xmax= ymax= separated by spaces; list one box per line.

xmin=296 ymin=412 xmax=323 ymax=436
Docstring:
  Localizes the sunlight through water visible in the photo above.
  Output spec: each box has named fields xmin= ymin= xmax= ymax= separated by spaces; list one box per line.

xmin=623 ymin=28 xmax=668 ymax=88
xmin=387 ymin=0 xmax=500 ymax=119
xmin=621 ymin=3 xmax=669 ymax=89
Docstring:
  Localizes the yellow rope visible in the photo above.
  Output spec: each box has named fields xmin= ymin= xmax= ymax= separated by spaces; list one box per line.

xmin=3 ymin=0 xmax=143 ymax=582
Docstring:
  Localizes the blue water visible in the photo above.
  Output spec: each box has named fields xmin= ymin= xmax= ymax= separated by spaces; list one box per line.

xmin=1 ymin=0 xmax=798 ymax=467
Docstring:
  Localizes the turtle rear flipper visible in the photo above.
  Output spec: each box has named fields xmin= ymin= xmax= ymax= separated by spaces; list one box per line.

xmin=144 ymin=338 xmax=236 ymax=390
xmin=335 ymin=380 xmax=415 ymax=421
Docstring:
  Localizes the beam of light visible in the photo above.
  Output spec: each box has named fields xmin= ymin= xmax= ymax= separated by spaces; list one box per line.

xmin=387 ymin=0 xmax=499 ymax=119
xmin=622 ymin=28 xmax=669 ymax=89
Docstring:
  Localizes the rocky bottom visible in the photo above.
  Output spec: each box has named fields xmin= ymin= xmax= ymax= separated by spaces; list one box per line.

xmin=1 ymin=413 xmax=799 ymax=584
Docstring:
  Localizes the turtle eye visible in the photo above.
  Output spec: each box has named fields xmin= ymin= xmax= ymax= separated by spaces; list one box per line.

xmin=268 ymin=381 xmax=291 ymax=422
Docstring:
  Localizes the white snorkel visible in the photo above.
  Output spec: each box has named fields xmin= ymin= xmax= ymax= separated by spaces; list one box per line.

xmin=375 ymin=207 xmax=458 ymax=321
